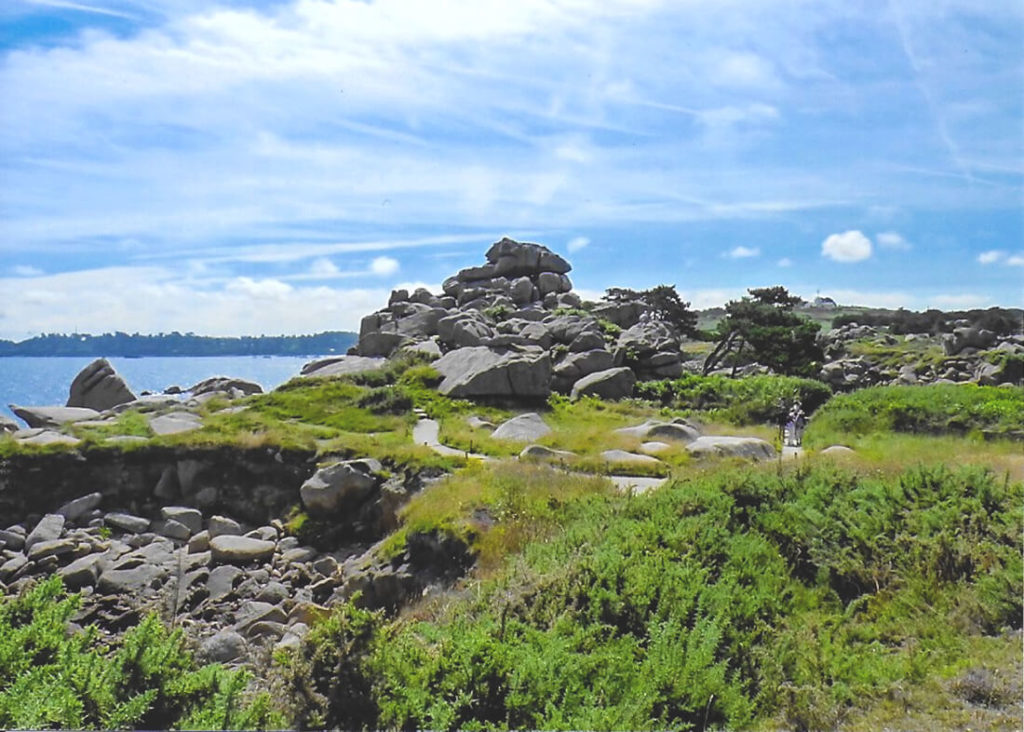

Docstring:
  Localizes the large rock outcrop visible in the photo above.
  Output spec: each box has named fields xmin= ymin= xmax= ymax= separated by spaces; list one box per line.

xmin=67 ymin=358 xmax=136 ymax=411
xmin=352 ymin=236 xmax=691 ymax=401
xmin=433 ymin=347 xmax=551 ymax=399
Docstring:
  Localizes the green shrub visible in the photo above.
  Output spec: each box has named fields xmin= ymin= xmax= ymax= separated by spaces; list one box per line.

xmin=634 ymin=373 xmax=832 ymax=425
xmin=0 ymin=576 xmax=280 ymax=730
xmin=804 ymin=383 xmax=1024 ymax=445
xmin=277 ymin=598 xmax=383 ymax=730
xmin=359 ymin=463 xmax=1021 ymax=731
xmin=357 ymin=385 xmax=414 ymax=414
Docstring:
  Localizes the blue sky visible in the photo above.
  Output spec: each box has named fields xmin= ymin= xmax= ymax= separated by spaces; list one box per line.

xmin=0 ymin=0 xmax=1021 ymax=339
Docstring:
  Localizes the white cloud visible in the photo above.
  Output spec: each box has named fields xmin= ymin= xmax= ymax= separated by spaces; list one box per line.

xmin=822 ymin=230 xmax=873 ymax=263
xmin=1006 ymin=253 xmax=1024 ymax=267
xmin=226 ymin=277 xmax=293 ymax=299
xmin=0 ymin=266 xmax=392 ymax=339
xmin=370 ymin=256 xmax=400 ymax=276
xmin=12 ymin=265 xmax=43 ymax=277
xmin=876 ymin=231 xmax=910 ymax=250
xmin=777 ymin=257 xmax=793 ymax=267
xmin=726 ymin=245 xmax=759 ymax=259
xmin=567 ymin=236 xmax=590 ymax=253
xmin=977 ymin=250 xmax=1004 ymax=264
xmin=309 ymin=257 xmax=340 ymax=277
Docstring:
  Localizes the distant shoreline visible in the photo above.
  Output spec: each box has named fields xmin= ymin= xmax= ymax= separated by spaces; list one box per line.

xmin=0 ymin=331 xmax=358 ymax=358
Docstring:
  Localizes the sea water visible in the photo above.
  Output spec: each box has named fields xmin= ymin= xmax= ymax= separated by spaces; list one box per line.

xmin=0 ymin=355 xmax=317 ymax=423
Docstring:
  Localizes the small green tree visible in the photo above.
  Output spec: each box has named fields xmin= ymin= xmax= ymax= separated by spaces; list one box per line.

xmin=705 ymin=287 xmax=822 ymax=377
xmin=604 ymin=284 xmax=698 ymax=337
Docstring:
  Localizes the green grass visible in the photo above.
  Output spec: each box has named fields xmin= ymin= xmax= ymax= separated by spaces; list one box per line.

xmin=383 ymin=461 xmax=615 ymax=569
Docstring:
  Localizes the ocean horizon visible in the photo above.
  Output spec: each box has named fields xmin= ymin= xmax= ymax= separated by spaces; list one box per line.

xmin=0 ymin=355 xmax=320 ymax=424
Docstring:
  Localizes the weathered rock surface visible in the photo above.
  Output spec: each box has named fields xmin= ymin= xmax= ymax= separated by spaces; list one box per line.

xmin=300 ymin=459 xmax=381 ymax=517
xmin=571 ymin=367 xmax=636 ymax=400
xmin=491 ymin=413 xmax=551 ymax=442
xmin=148 ymin=412 xmax=203 ymax=435
xmin=601 ymin=449 xmax=663 ymax=466
xmin=58 ymin=492 xmax=104 ymax=522
xmin=67 ymin=358 xmax=136 ymax=411
xmin=299 ymin=355 xmax=386 ymax=379
xmin=519 ymin=444 xmax=576 ymax=461
xmin=685 ymin=436 xmax=775 ymax=461
xmin=210 ymin=535 xmax=276 ymax=565
xmin=10 ymin=405 xmax=99 ymax=429
xmin=820 ymin=445 xmax=856 ymax=456
xmin=25 ymin=514 xmax=66 ymax=552
xmin=433 ymin=347 xmax=551 ymax=398
xmin=190 ymin=377 xmax=263 ymax=398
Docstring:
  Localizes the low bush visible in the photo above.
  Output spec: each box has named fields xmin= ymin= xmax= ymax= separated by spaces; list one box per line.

xmin=634 ymin=373 xmax=832 ymax=425
xmin=804 ymin=383 xmax=1024 ymax=445
xmin=356 ymin=463 xmax=1021 ymax=730
xmin=0 ymin=576 xmax=280 ymax=730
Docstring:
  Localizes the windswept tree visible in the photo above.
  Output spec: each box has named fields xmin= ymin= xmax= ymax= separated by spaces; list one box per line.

xmin=704 ymin=286 xmax=822 ymax=377
xmin=604 ymin=284 xmax=699 ymax=337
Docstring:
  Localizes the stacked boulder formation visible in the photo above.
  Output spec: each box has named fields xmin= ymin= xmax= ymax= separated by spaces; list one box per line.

xmin=355 ymin=238 xmax=685 ymax=400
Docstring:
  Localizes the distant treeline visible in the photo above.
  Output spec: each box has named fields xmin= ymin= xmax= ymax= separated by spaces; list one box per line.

xmin=0 ymin=331 xmax=358 ymax=357
xmin=832 ymin=307 xmax=1023 ymax=336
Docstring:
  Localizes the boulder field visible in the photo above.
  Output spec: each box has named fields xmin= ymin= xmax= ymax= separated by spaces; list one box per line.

xmin=353 ymin=237 xmax=683 ymax=399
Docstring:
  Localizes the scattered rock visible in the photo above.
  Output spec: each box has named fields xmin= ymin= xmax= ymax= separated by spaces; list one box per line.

xmin=210 ymin=535 xmax=276 ymax=565
xmin=13 ymin=429 xmax=81 ymax=446
xmin=300 ymin=459 xmax=381 ymax=517
xmin=25 ymin=514 xmax=66 ymax=552
xmin=57 ymin=493 xmax=104 ymax=523
xmin=105 ymin=513 xmax=151 ymax=534
xmin=685 ymin=436 xmax=775 ymax=461
xmin=601 ymin=449 xmax=663 ymax=466
xmin=491 ymin=413 xmax=552 ymax=442
xmin=299 ymin=356 xmax=387 ymax=379
xmin=519 ymin=444 xmax=575 ymax=461
xmin=820 ymin=445 xmax=856 ymax=456
xmin=98 ymin=564 xmax=166 ymax=594
xmin=27 ymin=538 xmax=76 ymax=561
xmin=571 ymin=367 xmax=636 ymax=401
xmin=208 ymin=516 xmax=242 ymax=538
xmin=59 ymin=554 xmax=102 ymax=589
xmin=208 ymin=564 xmax=244 ymax=601
xmin=9 ymin=405 xmax=99 ymax=429
xmin=190 ymin=377 xmax=263 ymax=398
xmin=161 ymin=507 xmax=203 ymax=535
xmin=148 ymin=412 xmax=203 ymax=436
xmin=199 ymin=630 xmax=248 ymax=664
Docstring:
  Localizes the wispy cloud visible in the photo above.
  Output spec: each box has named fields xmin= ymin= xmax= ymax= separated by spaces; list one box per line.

xmin=567 ymin=236 xmax=590 ymax=253
xmin=876 ymin=232 xmax=911 ymax=250
xmin=726 ymin=246 xmax=760 ymax=259
xmin=24 ymin=0 xmax=138 ymax=20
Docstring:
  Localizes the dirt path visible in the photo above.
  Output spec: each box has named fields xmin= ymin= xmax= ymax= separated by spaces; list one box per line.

xmin=412 ymin=417 xmax=669 ymax=494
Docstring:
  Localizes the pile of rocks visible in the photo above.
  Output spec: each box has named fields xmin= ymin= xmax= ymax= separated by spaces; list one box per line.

xmin=0 ymin=456 xmax=465 ymax=664
xmin=355 ymin=237 xmax=686 ymax=400
xmin=820 ymin=324 xmax=1023 ymax=390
